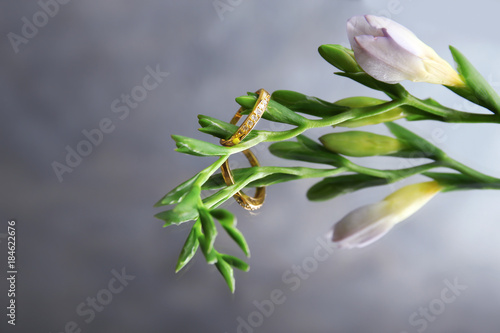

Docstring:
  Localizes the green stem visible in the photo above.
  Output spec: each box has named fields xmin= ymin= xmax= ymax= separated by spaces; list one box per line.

xmin=440 ymin=155 xmax=500 ymax=183
xmin=194 ymin=155 xmax=229 ymax=187
xmin=342 ymin=160 xmax=443 ymax=181
xmin=311 ymin=99 xmax=406 ymax=128
xmin=261 ymin=99 xmax=406 ymax=143
xmin=406 ymin=95 xmax=500 ymax=123
xmin=203 ymin=166 xmax=348 ymax=208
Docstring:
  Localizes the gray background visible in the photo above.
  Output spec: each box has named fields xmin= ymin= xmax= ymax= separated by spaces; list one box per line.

xmin=2 ymin=0 xmax=500 ymax=332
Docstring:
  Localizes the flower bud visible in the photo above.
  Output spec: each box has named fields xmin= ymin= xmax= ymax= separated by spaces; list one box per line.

xmin=331 ymin=181 xmax=443 ymax=249
xmin=335 ymin=96 xmax=408 ymax=127
xmin=347 ymin=15 xmax=465 ymax=87
xmin=319 ymin=131 xmax=408 ymax=157
xmin=318 ymin=44 xmax=362 ymax=73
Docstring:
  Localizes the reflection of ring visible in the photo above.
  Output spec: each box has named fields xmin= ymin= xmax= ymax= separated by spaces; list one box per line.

xmin=220 ymin=89 xmax=270 ymax=147
xmin=220 ymin=149 xmax=265 ymax=210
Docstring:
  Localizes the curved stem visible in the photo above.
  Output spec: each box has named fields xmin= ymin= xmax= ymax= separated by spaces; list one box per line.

xmin=194 ymin=155 xmax=229 ymax=187
xmin=203 ymin=166 xmax=348 ymax=208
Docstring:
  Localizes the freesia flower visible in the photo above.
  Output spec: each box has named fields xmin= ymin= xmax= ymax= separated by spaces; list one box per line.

xmin=331 ymin=181 xmax=443 ymax=249
xmin=347 ymin=15 xmax=465 ymax=86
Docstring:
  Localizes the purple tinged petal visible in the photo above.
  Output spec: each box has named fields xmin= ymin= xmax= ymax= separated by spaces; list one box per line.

xmin=346 ymin=15 xmax=464 ymax=86
xmin=332 ymin=201 xmax=394 ymax=249
xmin=331 ymin=181 xmax=443 ymax=249
xmin=353 ymin=34 xmax=425 ymax=83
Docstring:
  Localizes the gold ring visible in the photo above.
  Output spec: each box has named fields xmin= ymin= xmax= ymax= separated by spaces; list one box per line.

xmin=220 ymin=89 xmax=270 ymax=147
xmin=220 ymin=150 xmax=266 ymax=210
xmin=219 ymin=89 xmax=269 ymax=210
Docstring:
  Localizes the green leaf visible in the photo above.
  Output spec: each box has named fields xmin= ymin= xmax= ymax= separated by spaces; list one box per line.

xmin=266 ymin=99 xmax=308 ymax=126
xmin=385 ymin=122 xmax=445 ymax=160
xmin=269 ymin=141 xmax=346 ymax=166
xmin=197 ymin=115 xmax=235 ymax=139
xmin=215 ymin=259 xmax=235 ymax=293
xmin=296 ymin=134 xmax=325 ymax=152
xmin=154 ymin=185 xmax=201 ymax=226
xmin=246 ymin=173 xmax=303 ymax=188
xmin=336 ymin=72 xmax=407 ymax=99
xmin=210 ymin=209 xmax=236 ymax=227
xmin=210 ymin=208 xmax=249 ymax=257
xmin=271 ymin=90 xmax=347 ymax=118
xmin=448 ymin=46 xmax=500 ymax=114
xmin=172 ymin=135 xmax=229 ymax=156
xmin=221 ymin=254 xmax=249 ymax=272
xmin=154 ymin=175 xmax=198 ymax=207
xmin=234 ymin=95 xmax=257 ymax=108
xmin=175 ymin=226 xmax=200 ymax=272
xmin=307 ymin=174 xmax=387 ymax=201
xmin=422 ymin=172 xmax=487 ymax=191
xmin=199 ymin=206 xmax=217 ymax=254
xmin=154 ymin=207 xmax=199 ymax=226
xmin=236 ymin=93 xmax=308 ymax=126
xmin=197 ymin=232 xmax=217 ymax=264
xmin=221 ymin=224 xmax=250 ymax=257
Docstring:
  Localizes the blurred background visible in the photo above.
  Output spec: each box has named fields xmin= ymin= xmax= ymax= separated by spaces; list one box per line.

xmin=2 ymin=0 xmax=500 ymax=332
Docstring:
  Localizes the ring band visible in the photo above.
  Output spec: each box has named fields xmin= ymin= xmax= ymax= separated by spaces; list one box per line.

xmin=220 ymin=150 xmax=266 ymax=210
xmin=220 ymin=89 xmax=270 ymax=147
xmin=220 ymin=89 xmax=269 ymax=210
